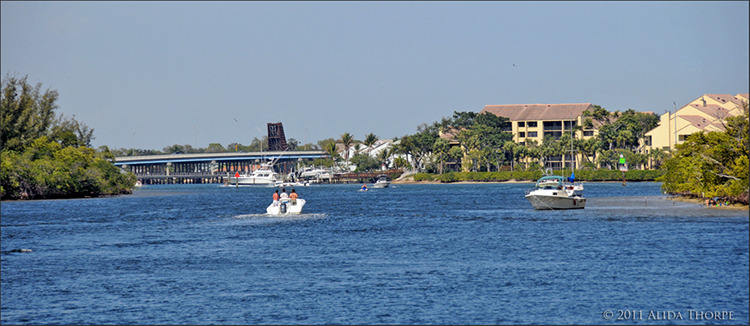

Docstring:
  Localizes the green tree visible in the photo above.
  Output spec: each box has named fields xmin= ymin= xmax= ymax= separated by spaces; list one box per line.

xmin=339 ymin=132 xmax=354 ymax=164
xmin=433 ymin=137 xmax=450 ymax=174
xmin=49 ymin=114 xmax=95 ymax=148
xmin=376 ymin=146 xmax=393 ymax=169
xmin=363 ymin=132 xmax=378 ymax=149
xmin=206 ymin=143 xmax=225 ymax=153
xmin=1 ymin=74 xmax=58 ymax=151
xmin=1 ymin=74 xmax=136 ymax=199
xmin=324 ymin=142 xmax=340 ymax=167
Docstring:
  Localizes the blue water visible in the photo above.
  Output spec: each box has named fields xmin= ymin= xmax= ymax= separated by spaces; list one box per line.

xmin=2 ymin=182 xmax=748 ymax=324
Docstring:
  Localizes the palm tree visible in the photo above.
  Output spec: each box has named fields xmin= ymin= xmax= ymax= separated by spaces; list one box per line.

xmin=503 ymin=141 xmax=517 ymax=171
xmin=340 ymin=132 xmax=354 ymax=163
xmin=433 ymin=138 xmax=450 ymax=174
xmin=324 ymin=142 xmax=339 ymax=167
xmin=363 ymin=132 xmax=378 ymax=153
xmin=377 ymin=146 xmax=393 ymax=169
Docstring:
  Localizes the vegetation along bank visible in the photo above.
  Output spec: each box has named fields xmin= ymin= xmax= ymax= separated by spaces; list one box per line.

xmin=1 ymin=74 xmax=136 ymax=200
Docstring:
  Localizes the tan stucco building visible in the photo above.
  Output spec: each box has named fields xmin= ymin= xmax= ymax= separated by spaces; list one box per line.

xmin=644 ymin=93 xmax=748 ymax=153
xmin=479 ymin=103 xmax=598 ymax=169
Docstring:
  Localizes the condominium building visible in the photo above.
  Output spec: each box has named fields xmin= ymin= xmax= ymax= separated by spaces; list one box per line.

xmin=644 ymin=93 xmax=748 ymax=153
xmin=480 ymin=103 xmax=598 ymax=169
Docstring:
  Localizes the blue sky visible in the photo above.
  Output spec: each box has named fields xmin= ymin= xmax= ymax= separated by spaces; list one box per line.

xmin=2 ymin=1 xmax=748 ymax=151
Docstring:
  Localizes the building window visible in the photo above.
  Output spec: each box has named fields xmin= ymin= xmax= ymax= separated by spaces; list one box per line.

xmin=645 ymin=136 xmax=652 ymax=146
xmin=583 ymin=130 xmax=594 ymax=137
xmin=528 ymin=131 xmax=538 ymax=137
xmin=678 ymin=135 xmax=687 ymax=141
xmin=518 ymin=121 xmax=525 ymax=127
xmin=543 ymin=121 xmax=563 ymax=131
xmin=528 ymin=121 xmax=537 ymax=127
xmin=519 ymin=132 xmax=525 ymax=138
xmin=519 ymin=142 xmax=525 ymax=146
xmin=563 ymin=121 xmax=577 ymax=130
xmin=544 ymin=131 xmax=563 ymax=139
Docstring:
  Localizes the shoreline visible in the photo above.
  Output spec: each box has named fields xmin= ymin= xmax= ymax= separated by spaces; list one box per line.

xmin=392 ymin=179 xmax=748 ymax=210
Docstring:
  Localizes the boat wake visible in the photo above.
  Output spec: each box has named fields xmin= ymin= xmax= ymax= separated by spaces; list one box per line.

xmin=228 ymin=213 xmax=328 ymax=224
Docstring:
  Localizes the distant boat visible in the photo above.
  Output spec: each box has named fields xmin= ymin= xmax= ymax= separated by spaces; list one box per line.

xmin=525 ymin=175 xmax=586 ymax=210
xmin=227 ymin=163 xmax=279 ymax=185
xmin=371 ymin=174 xmax=390 ymax=188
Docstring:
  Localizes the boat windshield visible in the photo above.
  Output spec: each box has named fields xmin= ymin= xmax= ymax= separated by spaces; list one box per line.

xmin=536 ymin=176 xmax=563 ymax=189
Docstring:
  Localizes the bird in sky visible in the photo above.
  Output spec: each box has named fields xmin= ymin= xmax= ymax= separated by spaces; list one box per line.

xmin=512 ymin=63 xmax=516 ymax=67
xmin=234 ymin=118 xmax=238 ymax=123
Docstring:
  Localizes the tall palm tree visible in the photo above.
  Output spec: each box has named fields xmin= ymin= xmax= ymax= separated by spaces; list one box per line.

xmin=433 ymin=138 xmax=450 ymax=174
xmin=363 ymin=133 xmax=378 ymax=153
xmin=340 ymin=132 xmax=354 ymax=163
xmin=503 ymin=141 xmax=517 ymax=171
xmin=324 ymin=142 xmax=339 ymax=167
xmin=377 ymin=147 xmax=392 ymax=169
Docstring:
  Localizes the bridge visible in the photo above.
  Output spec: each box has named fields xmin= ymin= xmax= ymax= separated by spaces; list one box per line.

xmin=114 ymin=151 xmax=328 ymax=184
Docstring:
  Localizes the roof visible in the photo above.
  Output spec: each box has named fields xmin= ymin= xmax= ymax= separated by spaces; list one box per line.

xmin=678 ymin=115 xmax=722 ymax=131
xmin=704 ymin=94 xmax=745 ymax=107
xmin=481 ymin=103 xmax=593 ymax=121
xmin=684 ymin=103 xmax=736 ymax=120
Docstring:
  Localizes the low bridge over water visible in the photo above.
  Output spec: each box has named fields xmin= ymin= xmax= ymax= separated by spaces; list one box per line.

xmin=114 ymin=151 xmax=327 ymax=184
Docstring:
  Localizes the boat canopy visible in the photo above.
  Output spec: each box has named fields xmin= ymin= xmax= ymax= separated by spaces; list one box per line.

xmin=535 ymin=175 xmax=564 ymax=188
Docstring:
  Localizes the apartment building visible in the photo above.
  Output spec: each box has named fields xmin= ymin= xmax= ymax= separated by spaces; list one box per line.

xmin=480 ymin=103 xmax=597 ymax=169
xmin=644 ymin=93 xmax=748 ymax=153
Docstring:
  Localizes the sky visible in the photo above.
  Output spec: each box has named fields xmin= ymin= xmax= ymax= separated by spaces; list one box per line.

xmin=2 ymin=1 xmax=748 ymax=151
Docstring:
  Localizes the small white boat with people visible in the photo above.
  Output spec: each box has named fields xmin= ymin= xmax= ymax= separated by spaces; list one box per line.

xmin=267 ymin=188 xmax=306 ymax=214
xmin=525 ymin=174 xmax=586 ymax=210
xmin=267 ymin=197 xmax=306 ymax=214
xmin=371 ymin=174 xmax=391 ymax=188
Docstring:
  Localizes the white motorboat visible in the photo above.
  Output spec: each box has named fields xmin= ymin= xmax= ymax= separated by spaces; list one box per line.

xmin=371 ymin=174 xmax=391 ymax=188
xmin=525 ymin=175 xmax=586 ymax=210
xmin=227 ymin=163 xmax=279 ymax=185
xmin=266 ymin=198 xmax=306 ymax=215
xmin=299 ymin=166 xmax=327 ymax=178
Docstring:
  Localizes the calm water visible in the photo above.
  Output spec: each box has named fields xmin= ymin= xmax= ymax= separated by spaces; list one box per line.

xmin=1 ymin=182 xmax=748 ymax=324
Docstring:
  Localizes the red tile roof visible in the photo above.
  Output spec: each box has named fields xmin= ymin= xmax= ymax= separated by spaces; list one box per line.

xmin=704 ymin=94 xmax=744 ymax=106
xmin=686 ymin=103 xmax=737 ymax=120
xmin=480 ymin=103 xmax=594 ymax=121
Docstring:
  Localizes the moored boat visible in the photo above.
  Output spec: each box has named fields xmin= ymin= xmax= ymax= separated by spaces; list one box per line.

xmin=227 ymin=163 xmax=279 ymax=185
xmin=371 ymin=174 xmax=391 ymax=188
xmin=525 ymin=175 xmax=586 ymax=210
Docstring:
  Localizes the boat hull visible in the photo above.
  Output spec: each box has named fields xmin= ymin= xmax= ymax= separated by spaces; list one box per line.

xmin=525 ymin=194 xmax=586 ymax=210
xmin=371 ymin=182 xmax=390 ymax=188
xmin=266 ymin=199 xmax=306 ymax=214
xmin=228 ymin=176 xmax=277 ymax=185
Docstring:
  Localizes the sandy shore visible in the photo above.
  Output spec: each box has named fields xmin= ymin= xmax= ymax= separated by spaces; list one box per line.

xmin=665 ymin=195 xmax=748 ymax=210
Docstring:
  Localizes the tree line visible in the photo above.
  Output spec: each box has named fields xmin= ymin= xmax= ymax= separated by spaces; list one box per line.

xmin=388 ymin=107 xmax=661 ymax=174
xmin=1 ymin=74 xmax=136 ymax=200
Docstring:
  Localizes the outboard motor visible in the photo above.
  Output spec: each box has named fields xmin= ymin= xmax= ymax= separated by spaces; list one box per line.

xmin=280 ymin=202 xmax=287 ymax=213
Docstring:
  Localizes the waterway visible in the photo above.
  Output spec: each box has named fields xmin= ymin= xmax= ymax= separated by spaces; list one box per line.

xmin=1 ymin=182 xmax=748 ymax=324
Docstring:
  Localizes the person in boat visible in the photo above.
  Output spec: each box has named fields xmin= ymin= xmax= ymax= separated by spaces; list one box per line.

xmin=280 ymin=188 xmax=289 ymax=199
xmin=290 ymin=188 xmax=298 ymax=205
xmin=361 ymin=184 xmax=367 ymax=191
xmin=272 ymin=190 xmax=279 ymax=206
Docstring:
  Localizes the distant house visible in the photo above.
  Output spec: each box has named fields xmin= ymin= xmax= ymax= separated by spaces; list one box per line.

xmin=336 ymin=139 xmax=409 ymax=171
xmin=644 ymin=93 xmax=748 ymax=155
